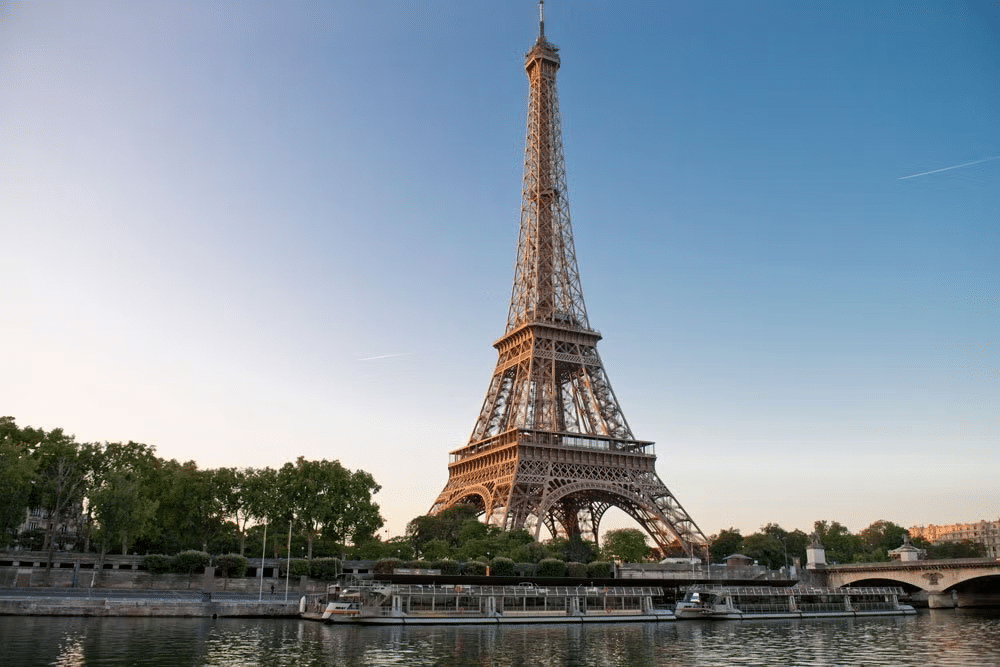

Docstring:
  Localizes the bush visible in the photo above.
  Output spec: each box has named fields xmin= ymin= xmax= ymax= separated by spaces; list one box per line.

xmin=432 ymin=559 xmax=460 ymax=575
xmin=287 ymin=558 xmax=310 ymax=577
xmin=536 ymin=558 xmax=566 ymax=578
xmin=490 ymin=556 xmax=516 ymax=577
xmin=143 ymin=554 xmax=172 ymax=575
xmin=171 ymin=550 xmax=210 ymax=575
xmin=214 ymin=554 xmax=247 ymax=578
xmin=374 ymin=558 xmax=404 ymax=575
xmin=461 ymin=560 xmax=488 ymax=576
xmin=406 ymin=560 xmax=432 ymax=570
xmin=565 ymin=561 xmax=587 ymax=578
xmin=310 ymin=557 xmax=343 ymax=581
xmin=587 ymin=561 xmax=613 ymax=578
xmin=514 ymin=562 xmax=537 ymax=578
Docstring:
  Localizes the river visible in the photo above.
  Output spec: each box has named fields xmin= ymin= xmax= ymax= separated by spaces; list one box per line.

xmin=2 ymin=610 xmax=1000 ymax=666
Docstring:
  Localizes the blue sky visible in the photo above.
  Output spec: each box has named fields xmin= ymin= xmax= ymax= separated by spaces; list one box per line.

xmin=2 ymin=1 xmax=998 ymax=541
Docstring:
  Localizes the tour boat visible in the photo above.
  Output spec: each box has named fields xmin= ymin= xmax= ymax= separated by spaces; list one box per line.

xmin=675 ymin=586 xmax=916 ymax=620
xmin=312 ymin=583 xmax=676 ymax=625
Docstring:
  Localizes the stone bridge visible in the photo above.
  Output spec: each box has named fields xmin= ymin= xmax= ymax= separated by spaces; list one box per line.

xmin=823 ymin=558 xmax=1000 ymax=608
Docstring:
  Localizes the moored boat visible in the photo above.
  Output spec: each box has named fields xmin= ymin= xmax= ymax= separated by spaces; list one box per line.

xmin=310 ymin=583 xmax=676 ymax=625
xmin=675 ymin=585 xmax=916 ymax=620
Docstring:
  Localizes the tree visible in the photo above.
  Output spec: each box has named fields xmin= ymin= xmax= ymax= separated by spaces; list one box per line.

xmin=149 ymin=460 xmax=224 ymax=553
xmin=31 ymin=428 xmax=93 ymax=575
xmin=406 ymin=504 xmax=480 ymax=556
xmin=214 ymin=467 xmax=271 ymax=556
xmin=276 ymin=457 xmax=383 ymax=559
xmin=88 ymin=441 xmax=159 ymax=556
xmin=601 ymin=528 xmax=650 ymax=563
xmin=741 ymin=532 xmax=786 ymax=569
xmin=90 ymin=471 xmax=158 ymax=557
xmin=547 ymin=535 xmax=598 ymax=564
xmin=813 ymin=520 xmax=865 ymax=564
xmin=0 ymin=417 xmax=39 ymax=546
xmin=709 ymin=528 xmax=743 ymax=563
xmin=859 ymin=520 xmax=909 ymax=561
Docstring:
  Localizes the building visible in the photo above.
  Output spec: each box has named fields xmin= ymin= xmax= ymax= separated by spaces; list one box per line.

xmin=908 ymin=520 xmax=1000 ymax=558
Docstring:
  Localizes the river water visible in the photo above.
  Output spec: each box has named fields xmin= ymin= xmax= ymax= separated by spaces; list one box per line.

xmin=2 ymin=610 xmax=1000 ymax=666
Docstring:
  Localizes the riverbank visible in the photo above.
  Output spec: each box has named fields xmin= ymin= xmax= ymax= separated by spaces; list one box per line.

xmin=0 ymin=590 xmax=301 ymax=618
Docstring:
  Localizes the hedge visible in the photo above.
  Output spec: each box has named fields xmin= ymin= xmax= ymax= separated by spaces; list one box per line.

xmin=215 ymin=554 xmax=247 ymax=578
xmin=536 ymin=558 xmax=566 ymax=577
xmin=171 ymin=550 xmax=210 ymax=575
xmin=489 ymin=556 xmax=516 ymax=577
xmin=143 ymin=554 xmax=172 ymax=575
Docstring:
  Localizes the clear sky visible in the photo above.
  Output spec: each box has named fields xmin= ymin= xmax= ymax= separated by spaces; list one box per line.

xmin=2 ymin=1 xmax=998 ymax=542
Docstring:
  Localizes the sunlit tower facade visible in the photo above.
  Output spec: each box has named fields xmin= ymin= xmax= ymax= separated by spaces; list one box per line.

xmin=431 ymin=3 xmax=708 ymax=559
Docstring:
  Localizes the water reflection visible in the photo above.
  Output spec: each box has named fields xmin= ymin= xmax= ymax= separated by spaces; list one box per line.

xmin=4 ymin=610 xmax=1000 ymax=667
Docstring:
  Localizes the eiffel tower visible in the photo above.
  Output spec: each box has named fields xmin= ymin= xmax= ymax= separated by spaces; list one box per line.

xmin=431 ymin=2 xmax=708 ymax=559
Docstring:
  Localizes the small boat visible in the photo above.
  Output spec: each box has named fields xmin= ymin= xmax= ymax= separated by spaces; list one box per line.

xmin=312 ymin=583 xmax=676 ymax=625
xmin=675 ymin=585 xmax=916 ymax=620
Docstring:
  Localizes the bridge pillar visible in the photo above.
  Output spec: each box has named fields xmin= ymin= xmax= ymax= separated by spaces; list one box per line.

xmin=927 ymin=590 xmax=956 ymax=609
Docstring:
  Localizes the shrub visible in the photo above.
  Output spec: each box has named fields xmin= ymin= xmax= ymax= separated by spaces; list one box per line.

xmin=536 ymin=558 xmax=566 ymax=578
xmin=143 ymin=554 xmax=172 ymax=575
xmin=310 ymin=557 xmax=343 ymax=581
xmin=171 ymin=550 xmax=210 ymax=575
xmin=215 ymin=554 xmax=247 ymax=578
xmin=587 ymin=561 xmax=613 ymax=578
xmin=565 ymin=561 xmax=588 ymax=578
xmin=514 ymin=562 xmax=537 ymax=578
xmin=406 ymin=560 xmax=432 ymax=570
xmin=374 ymin=558 xmax=404 ymax=575
xmin=490 ymin=556 xmax=516 ymax=577
xmin=461 ymin=560 xmax=488 ymax=576
xmin=432 ymin=559 xmax=460 ymax=575
xmin=287 ymin=558 xmax=310 ymax=577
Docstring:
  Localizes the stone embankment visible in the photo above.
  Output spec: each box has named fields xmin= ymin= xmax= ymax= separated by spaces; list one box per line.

xmin=0 ymin=591 xmax=300 ymax=618
xmin=0 ymin=551 xmax=358 ymax=617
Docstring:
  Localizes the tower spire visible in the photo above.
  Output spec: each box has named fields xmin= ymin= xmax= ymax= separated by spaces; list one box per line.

xmin=431 ymin=7 xmax=708 ymax=560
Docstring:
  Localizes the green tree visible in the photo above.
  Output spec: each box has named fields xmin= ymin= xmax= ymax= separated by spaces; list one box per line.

xmin=88 ymin=441 xmax=159 ymax=556
xmin=0 ymin=417 xmax=39 ymax=546
xmin=813 ymin=520 xmax=865 ymax=564
xmin=407 ymin=504 xmax=480 ymax=556
xmin=709 ymin=528 xmax=744 ymax=563
xmin=546 ymin=535 xmax=598 ymax=563
xmin=741 ymin=531 xmax=786 ymax=569
xmin=276 ymin=457 xmax=383 ymax=559
xmin=601 ymin=528 xmax=649 ymax=563
xmin=859 ymin=519 xmax=909 ymax=561
xmin=90 ymin=470 xmax=158 ymax=557
xmin=149 ymin=460 xmax=224 ymax=553
xmin=32 ymin=429 xmax=93 ymax=574
xmin=916 ymin=539 xmax=987 ymax=559
xmin=215 ymin=467 xmax=272 ymax=556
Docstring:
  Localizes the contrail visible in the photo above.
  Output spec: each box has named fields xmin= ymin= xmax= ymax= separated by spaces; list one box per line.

xmin=357 ymin=352 xmax=410 ymax=362
xmin=898 ymin=155 xmax=1000 ymax=180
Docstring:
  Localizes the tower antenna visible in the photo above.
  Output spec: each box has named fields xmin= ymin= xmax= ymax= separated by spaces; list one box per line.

xmin=539 ymin=0 xmax=545 ymax=38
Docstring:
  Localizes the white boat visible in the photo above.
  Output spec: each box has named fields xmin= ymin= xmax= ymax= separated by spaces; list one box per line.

xmin=675 ymin=586 xmax=916 ymax=620
xmin=313 ymin=583 xmax=676 ymax=625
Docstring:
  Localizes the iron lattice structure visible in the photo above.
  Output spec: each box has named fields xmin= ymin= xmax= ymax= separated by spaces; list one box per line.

xmin=431 ymin=9 xmax=708 ymax=559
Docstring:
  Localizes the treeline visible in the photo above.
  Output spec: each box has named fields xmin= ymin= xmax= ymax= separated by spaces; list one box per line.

xmin=0 ymin=417 xmax=382 ymax=559
xmin=4 ymin=417 xmax=987 ymax=566
xmin=709 ymin=520 xmax=987 ymax=568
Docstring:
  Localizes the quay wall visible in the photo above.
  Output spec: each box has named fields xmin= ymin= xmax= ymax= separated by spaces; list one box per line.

xmin=0 ymin=596 xmax=300 ymax=618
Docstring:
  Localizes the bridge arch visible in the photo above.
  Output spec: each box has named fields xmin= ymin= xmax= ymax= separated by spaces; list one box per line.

xmin=827 ymin=561 xmax=1000 ymax=608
